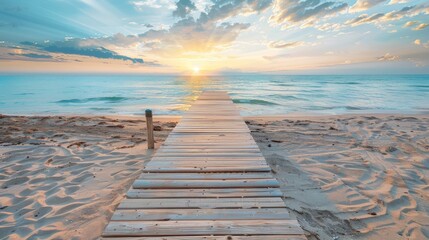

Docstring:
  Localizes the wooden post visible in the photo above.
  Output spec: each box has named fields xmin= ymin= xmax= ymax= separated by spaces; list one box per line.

xmin=145 ymin=109 xmax=154 ymax=149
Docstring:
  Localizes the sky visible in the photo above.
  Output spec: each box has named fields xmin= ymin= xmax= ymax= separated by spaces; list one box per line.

xmin=0 ymin=0 xmax=428 ymax=74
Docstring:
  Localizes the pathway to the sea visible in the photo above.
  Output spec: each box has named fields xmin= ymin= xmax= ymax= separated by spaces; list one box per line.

xmin=102 ymin=91 xmax=305 ymax=239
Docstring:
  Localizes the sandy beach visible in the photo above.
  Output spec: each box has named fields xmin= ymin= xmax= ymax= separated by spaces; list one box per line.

xmin=0 ymin=115 xmax=177 ymax=239
xmin=1 ymin=113 xmax=428 ymax=239
xmin=247 ymin=114 xmax=429 ymax=239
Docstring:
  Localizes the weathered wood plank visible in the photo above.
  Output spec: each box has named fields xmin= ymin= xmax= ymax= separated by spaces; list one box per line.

xmin=142 ymin=166 xmax=272 ymax=173
xmin=137 ymin=172 xmax=274 ymax=180
xmin=152 ymin=153 xmax=264 ymax=157
xmin=101 ymin=236 xmax=307 ymax=240
xmin=132 ymin=179 xmax=279 ymax=189
xmin=150 ymin=157 xmax=265 ymax=161
xmin=126 ymin=188 xmax=283 ymax=198
xmin=101 ymin=91 xmax=304 ymax=238
xmin=145 ymin=161 xmax=268 ymax=168
xmin=111 ymin=208 xmax=290 ymax=221
xmin=118 ymin=197 xmax=285 ymax=209
xmin=103 ymin=220 xmax=304 ymax=236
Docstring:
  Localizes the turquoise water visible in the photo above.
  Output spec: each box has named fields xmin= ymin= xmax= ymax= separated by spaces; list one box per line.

xmin=0 ymin=74 xmax=428 ymax=116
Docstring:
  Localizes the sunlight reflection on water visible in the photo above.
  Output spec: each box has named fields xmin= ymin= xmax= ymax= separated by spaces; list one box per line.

xmin=0 ymin=74 xmax=428 ymax=116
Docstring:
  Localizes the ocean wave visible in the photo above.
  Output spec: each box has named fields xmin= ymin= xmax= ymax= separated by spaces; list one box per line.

xmin=266 ymin=94 xmax=306 ymax=101
xmin=233 ymin=99 xmax=278 ymax=105
xmin=410 ymin=85 xmax=429 ymax=88
xmin=56 ymin=96 xmax=141 ymax=104
xmin=345 ymin=106 xmax=371 ymax=110
xmin=14 ymin=93 xmax=35 ymax=96
xmin=280 ymin=95 xmax=305 ymax=101
xmin=275 ymin=83 xmax=295 ymax=87
xmin=333 ymin=81 xmax=360 ymax=85
xmin=89 ymin=107 xmax=113 ymax=111
xmin=304 ymin=106 xmax=335 ymax=110
xmin=305 ymin=106 xmax=374 ymax=111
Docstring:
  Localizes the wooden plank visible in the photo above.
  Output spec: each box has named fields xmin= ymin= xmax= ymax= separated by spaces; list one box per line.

xmin=101 ymin=91 xmax=304 ymax=238
xmin=132 ymin=179 xmax=279 ymax=189
xmin=101 ymin=236 xmax=307 ymax=240
xmin=118 ymin=197 xmax=286 ymax=209
xmin=150 ymin=158 xmax=265 ymax=163
xmin=111 ymin=208 xmax=290 ymax=221
xmin=103 ymin=220 xmax=304 ymax=236
xmin=142 ymin=166 xmax=272 ymax=173
xmin=161 ymin=144 xmax=259 ymax=148
xmin=159 ymin=147 xmax=260 ymax=150
xmin=137 ymin=172 xmax=274 ymax=180
xmin=127 ymin=188 xmax=283 ymax=198
xmin=156 ymin=149 xmax=261 ymax=153
xmin=152 ymin=153 xmax=264 ymax=157
xmin=145 ymin=161 xmax=268 ymax=167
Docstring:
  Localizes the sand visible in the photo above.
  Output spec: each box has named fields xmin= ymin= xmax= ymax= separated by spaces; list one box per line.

xmin=247 ymin=114 xmax=429 ymax=240
xmin=0 ymin=114 xmax=428 ymax=239
xmin=0 ymin=115 xmax=177 ymax=239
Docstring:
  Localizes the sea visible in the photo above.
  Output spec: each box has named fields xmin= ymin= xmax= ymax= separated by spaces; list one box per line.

xmin=0 ymin=74 xmax=428 ymax=116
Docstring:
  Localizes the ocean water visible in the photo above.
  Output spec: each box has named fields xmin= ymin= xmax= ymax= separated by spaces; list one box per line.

xmin=0 ymin=74 xmax=428 ymax=116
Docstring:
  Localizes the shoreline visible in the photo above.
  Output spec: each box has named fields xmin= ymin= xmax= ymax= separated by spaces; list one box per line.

xmin=1 ymin=113 xmax=428 ymax=239
xmin=2 ymin=111 xmax=429 ymax=120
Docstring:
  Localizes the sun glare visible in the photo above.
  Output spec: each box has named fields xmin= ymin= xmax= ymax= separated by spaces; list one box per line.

xmin=192 ymin=67 xmax=200 ymax=75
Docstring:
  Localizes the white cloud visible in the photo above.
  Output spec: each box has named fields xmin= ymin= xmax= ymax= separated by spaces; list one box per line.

xmin=414 ymin=39 xmax=429 ymax=48
xmin=403 ymin=21 xmax=417 ymax=27
xmin=346 ymin=5 xmax=429 ymax=27
xmin=268 ymin=41 xmax=304 ymax=48
xmin=131 ymin=0 xmax=175 ymax=10
xmin=389 ymin=0 xmax=408 ymax=4
xmin=350 ymin=0 xmax=387 ymax=12
xmin=413 ymin=23 xmax=428 ymax=30
xmin=270 ymin=0 xmax=348 ymax=29
xmin=377 ymin=53 xmax=400 ymax=61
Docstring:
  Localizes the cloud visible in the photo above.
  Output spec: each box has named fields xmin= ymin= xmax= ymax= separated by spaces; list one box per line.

xmin=403 ymin=21 xmax=417 ymax=27
xmin=345 ymin=13 xmax=384 ymax=26
xmin=377 ymin=53 xmax=399 ymax=61
xmin=346 ymin=5 xmax=429 ymax=27
xmin=270 ymin=0 xmax=348 ymax=28
xmin=139 ymin=19 xmax=250 ymax=54
xmin=66 ymin=0 xmax=272 ymax=58
xmin=315 ymin=22 xmax=343 ymax=31
xmin=131 ymin=0 xmax=175 ymax=10
xmin=268 ymin=41 xmax=304 ymax=48
xmin=173 ymin=0 xmax=197 ymax=18
xmin=137 ymin=0 xmax=273 ymax=55
xmin=8 ymin=53 xmax=52 ymax=59
xmin=414 ymin=39 xmax=421 ymax=45
xmin=413 ymin=23 xmax=428 ymax=30
xmin=206 ymin=0 xmax=273 ymax=21
xmin=350 ymin=0 xmax=387 ymax=12
xmin=20 ymin=40 xmax=144 ymax=63
xmin=389 ymin=0 xmax=408 ymax=4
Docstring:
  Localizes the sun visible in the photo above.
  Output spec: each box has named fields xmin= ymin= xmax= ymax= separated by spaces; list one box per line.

xmin=192 ymin=67 xmax=200 ymax=75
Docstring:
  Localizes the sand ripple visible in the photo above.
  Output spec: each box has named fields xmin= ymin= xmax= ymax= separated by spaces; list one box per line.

xmin=248 ymin=114 xmax=429 ymax=240
xmin=0 ymin=115 xmax=175 ymax=239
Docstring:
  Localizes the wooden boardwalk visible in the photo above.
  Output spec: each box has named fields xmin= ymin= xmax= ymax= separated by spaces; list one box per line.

xmin=102 ymin=91 xmax=305 ymax=239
